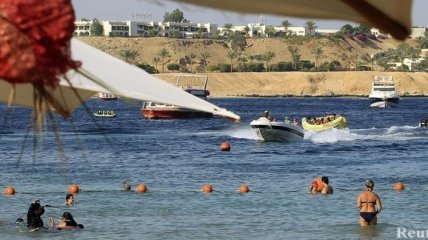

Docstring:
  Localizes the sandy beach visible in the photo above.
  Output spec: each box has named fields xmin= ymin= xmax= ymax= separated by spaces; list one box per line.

xmin=155 ymin=71 xmax=428 ymax=97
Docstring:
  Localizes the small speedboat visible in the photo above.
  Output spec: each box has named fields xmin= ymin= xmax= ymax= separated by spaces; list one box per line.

xmin=419 ymin=119 xmax=428 ymax=128
xmin=94 ymin=110 xmax=116 ymax=118
xmin=302 ymin=114 xmax=347 ymax=131
xmin=250 ymin=117 xmax=304 ymax=141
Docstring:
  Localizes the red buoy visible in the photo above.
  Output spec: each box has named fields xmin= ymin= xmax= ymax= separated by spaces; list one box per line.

xmin=238 ymin=184 xmax=250 ymax=193
xmin=201 ymin=184 xmax=213 ymax=193
xmin=220 ymin=141 xmax=231 ymax=151
xmin=393 ymin=181 xmax=405 ymax=191
xmin=136 ymin=183 xmax=148 ymax=193
xmin=68 ymin=184 xmax=80 ymax=194
xmin=3 ymin=185 xmax=16 ymax=195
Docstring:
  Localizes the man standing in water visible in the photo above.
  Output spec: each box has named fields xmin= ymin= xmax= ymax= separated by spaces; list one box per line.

xmin=357 ymin=179 xmax=382 ymax=226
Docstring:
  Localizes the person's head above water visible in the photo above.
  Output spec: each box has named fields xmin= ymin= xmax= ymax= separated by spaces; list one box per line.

xmin=321 ymin=176 xmax=329 ymax=184
xmin=365 ymin=179 xmax=374 ymax=189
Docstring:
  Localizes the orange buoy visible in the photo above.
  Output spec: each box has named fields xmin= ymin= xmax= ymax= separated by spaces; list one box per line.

xmin=135 ymin=183 xmax=148 ymax=193
xmin=312 ymin=178 xmax=324 ymax=192
xmin=201 ymin=184 xmax=213 ymax=193
xmin=238 ymin=184 xmax=250 ymax=193
xmin=68 ymin=184 xmax=80 ymax=194
xmin=220 ymin=141 xmax=231 ymax=151
xmin=3 ymin=186 xmax=16 ymax=195
xmin=393 ymin=181 xmax=405 ymax=191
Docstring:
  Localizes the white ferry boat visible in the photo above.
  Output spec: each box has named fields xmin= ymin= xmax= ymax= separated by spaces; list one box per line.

xmin=368 ymin=76 xmax=399 ymax=108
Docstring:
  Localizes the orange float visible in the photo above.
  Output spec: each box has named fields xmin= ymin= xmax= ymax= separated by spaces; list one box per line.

xmin=201 ymin=184 xmax=213 ymax=193
xmin=393 ymin=181 xmax=405 ymax=191
xmin=68 ymin=184 xmax=80 ymax=194
xmin=238 ymin=184 xmax=250 ymax=193
xmin=220 ymin=141 xmax=231 ymax=151
xmin=3 ymin=185 xmax=16 ymax=195
xmin=135 ymin=183 xmax=148 ymax=193
xmin=312 ymin=177 xmax=324 ymax=192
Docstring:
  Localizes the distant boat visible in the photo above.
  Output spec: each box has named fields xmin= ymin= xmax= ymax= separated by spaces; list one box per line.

xmin=301 ymin=114 xmax=347 ymax=131
xmin=141 ymin=74 xmax=213 ymax=119
xmin=250 ymin=117 xmax=304 ymax=141
xmin=94 ymin=110 xmax=116 ymax=118
xmin=419 ymin=119 xmax=428 ymax=128
xmin=98 ymin=92 xmax=118 ymax=101
xmin=368 ymin=76 xmax=399 ymax=108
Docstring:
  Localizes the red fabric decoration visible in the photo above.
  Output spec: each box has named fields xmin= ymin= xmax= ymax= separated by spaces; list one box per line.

xmin=0 ymin=0 xmax=80 ymax=87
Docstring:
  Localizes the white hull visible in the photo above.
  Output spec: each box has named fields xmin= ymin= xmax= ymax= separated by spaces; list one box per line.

xmin=250 ymin=117 xmax=304 ymax=141
xmin=369 ymin=98 xmax=399 ymax=108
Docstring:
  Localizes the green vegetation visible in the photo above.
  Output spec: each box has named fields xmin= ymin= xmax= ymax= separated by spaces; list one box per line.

xmin=90 ymin=19 xmax=104 ymax=36
xmin=163 ymin=8 xmax=188 ymax=23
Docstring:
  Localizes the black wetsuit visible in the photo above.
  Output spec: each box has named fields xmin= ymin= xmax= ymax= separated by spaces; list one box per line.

xmin=27 ymin=203 xmax=45 ymax=229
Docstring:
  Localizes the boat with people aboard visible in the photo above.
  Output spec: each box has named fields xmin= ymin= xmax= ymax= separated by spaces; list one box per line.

xmin=368 ymin=76 xmax=400 ymax=108
xmin=141 ymin=74 xmax=213 ymax=119
xmin=419 ymin=119 xmax=428 ymax=128
xmin=98 ymin=92 xmax=118 ymax=101
xmin=250 ymin=112 xmax=304 ymax=141
xmin=93 ymin=110 xmax=116 ymax=118
xmin=301 ymin=114 xmax=347 ymax=131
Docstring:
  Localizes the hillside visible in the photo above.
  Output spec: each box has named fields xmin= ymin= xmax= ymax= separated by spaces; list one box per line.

xmin=76 ymin=36 xmax=428 ymax=97
xmin=77 ymin=36 xmax=415 ymax=71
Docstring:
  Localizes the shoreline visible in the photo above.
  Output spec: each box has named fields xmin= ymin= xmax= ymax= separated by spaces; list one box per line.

xmin=154 ymin=71 xmax=428 ymax=97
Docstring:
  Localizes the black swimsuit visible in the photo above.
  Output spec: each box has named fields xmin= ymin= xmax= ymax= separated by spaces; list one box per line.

xmin=360 ymin=211 xmax=377 ymax=222
xmin=360 ymin=199 xmax=377 ymax=222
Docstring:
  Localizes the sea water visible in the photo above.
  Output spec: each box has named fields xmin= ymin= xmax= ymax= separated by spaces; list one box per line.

xmin=0 ymin=97 xmax=427 ymax=240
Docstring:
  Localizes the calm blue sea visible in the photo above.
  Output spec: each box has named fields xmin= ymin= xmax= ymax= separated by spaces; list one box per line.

xmin=0 ymin=97 xmax=427 ymax=240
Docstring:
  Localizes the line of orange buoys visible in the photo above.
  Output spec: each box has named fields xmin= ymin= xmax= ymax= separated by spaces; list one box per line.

xmin=2 ymin=181 xmax=406 ymax=196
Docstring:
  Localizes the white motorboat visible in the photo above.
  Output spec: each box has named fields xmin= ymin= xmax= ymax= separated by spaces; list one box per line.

xmin=368 ymin=76 xmax=400 ymax=108
xmin=250 ymin=117 xmax=304 ymax=141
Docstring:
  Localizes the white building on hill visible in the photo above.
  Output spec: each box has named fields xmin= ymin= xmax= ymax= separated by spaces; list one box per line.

xmin=74 ymin=19 xmax=218 ymax=38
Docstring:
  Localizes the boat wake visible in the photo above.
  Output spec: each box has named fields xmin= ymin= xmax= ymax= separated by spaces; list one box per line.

xmin=306 ymin=125 xmax=427 ymax=143
xmin=198 ymin=124 xmax=426 ymax=144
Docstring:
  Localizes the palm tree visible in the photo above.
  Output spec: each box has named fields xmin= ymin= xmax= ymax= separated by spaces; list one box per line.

xmin=189 ymin=53 xmax=196 ymax=73
xmin=281 ymin=20 xmax=292 ymax=37
xmin=243 ymin=26 xmax=251 ymax=38
xmin=119 ymin=50 xmax=139 ymax=64
xmin=227 ymin=49 xmax=238 ymax=72
xmin=223 ymin=22 xmax=233 ymax=37
xmin=288 ymin=46 xmax=301 ymax=70
xmin=200 ymin=51 xmax=211 ymax=72
xmin=157 ymin=48 xmax=171 ymax=73
xmin=311 ymin=47 xmax=324 ymax=70
xmin=153 ymin=57 xmax=160 ymax=73
xmin=304 ymin=20 xmax=318 ymax=36
xmin=263 ymin=51 xmax=276 ymax=72
xmin=237 ymin=54 xmax=248 ymax=72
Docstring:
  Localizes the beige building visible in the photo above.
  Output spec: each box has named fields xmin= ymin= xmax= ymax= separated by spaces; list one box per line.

xmin=410 ymin=27 xmax=427 ymax=39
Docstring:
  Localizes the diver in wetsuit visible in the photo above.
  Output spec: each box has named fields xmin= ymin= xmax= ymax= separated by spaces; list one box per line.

xmin=357 ymin=179 xmax=382 ymax=227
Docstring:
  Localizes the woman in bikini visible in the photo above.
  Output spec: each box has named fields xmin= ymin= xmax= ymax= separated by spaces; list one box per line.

xmin=357 ymin=179 xmax=382 ymax=227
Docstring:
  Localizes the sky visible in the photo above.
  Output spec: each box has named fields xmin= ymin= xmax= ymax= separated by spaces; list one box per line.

xmin=72 ymin=0 xmax=428 ymax=29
